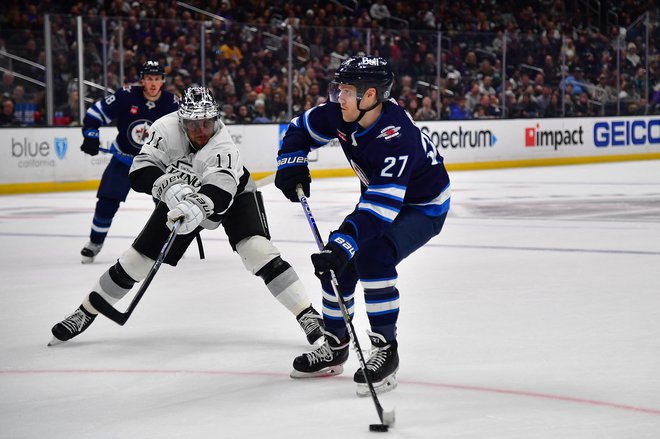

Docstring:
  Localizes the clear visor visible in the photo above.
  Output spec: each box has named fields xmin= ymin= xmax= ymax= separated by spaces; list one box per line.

xmin=328 ymin=82 xmax=362 ymax=103
xmin=181 ymin=117 xmax=216 ymax=132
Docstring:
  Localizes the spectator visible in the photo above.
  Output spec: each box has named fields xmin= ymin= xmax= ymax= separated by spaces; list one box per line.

xmin=519 ymin=93 xmax=539 ymax=118
xmin=464 ymin=82 xmax=481 ymax=112
xmin=544 ymin=92 xmax=562 ymax=118
xmin=414 ymin=96 xmax=437 ymax=121
xmin=252 ymin=99 xmax=271 ymax=123
xmin=446 ymin=71 xmax=462 ymax=96
xmin=0 ymin=72 xmax=16 ymax=97
xmin=536 ymin=86 xmax=553 ymax=116
xmin=236 ymin=104 xmax=252 ymax=124
xmin=625 ymin=42 xmax=641 ymax=72
xmin=0 ymin=97 xmax=21 ymax=126
xmin=473 ymin=94 xmax=491 ymax=118
xmin=221 ymin=104 xmax=237 ymax=124
xmin=574 ymin=92 xmax=589 ymax=116
xmin=487 ymin=95 xmax=502 ymax=118
xmin=479 ymin=75 xmax=496 ymax=96
xmin=448 ymin=96 xmax=471 ymax=120
xmin=56 ymin=89 xmax=81 ymax=125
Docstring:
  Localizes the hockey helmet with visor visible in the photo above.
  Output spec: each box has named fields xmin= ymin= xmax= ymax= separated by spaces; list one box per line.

xmin=328 ymin=56 xmax=394 ymax=104
xmin=178 ymin=86 xmax=220 ymax=149
xmin=140 ymin=60 xmax=165 ymax=79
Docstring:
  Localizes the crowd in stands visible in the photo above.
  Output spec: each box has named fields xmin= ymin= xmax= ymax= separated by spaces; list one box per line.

xmin=0 ymin=0 xmax=658 ymax=127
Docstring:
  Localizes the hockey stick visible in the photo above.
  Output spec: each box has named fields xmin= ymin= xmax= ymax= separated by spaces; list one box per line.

xmin=89 ymin=219 xmax=182 ymax=325
xmin=296 ymin=186 xmax=395 ymax=430
xmin=90 ymin=173 xmax=271 ymax=326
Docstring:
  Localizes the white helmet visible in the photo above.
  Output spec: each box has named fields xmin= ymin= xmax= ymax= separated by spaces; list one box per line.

xmin=178 ymin=86 xmax=219 ymax=120
xmin=178 ymin=87 xmax=221 ymax=150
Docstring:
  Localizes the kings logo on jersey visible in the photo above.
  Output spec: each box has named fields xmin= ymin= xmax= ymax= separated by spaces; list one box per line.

xmin=127 ymin=119 xmax=153 ymax=149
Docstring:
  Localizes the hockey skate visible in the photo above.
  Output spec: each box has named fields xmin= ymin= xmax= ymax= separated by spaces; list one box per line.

xmin=296 ymin=306 xmax=324 ymax=344
xmin=81 ymin=241 xmax=103 ymax=264
xmin=48 ymin=305 xmax=97 ymax=346
xmin=290 ymin=330 xmax=349 ymax=378
xmin=354 ymin=331 xmax=399 ymax=396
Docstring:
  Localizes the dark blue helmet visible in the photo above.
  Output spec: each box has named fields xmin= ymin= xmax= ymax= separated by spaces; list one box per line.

xmin=140 ymin=60 xmax=165 ymax=78
xmin=331 ymin=56 xmax=394 ymax=102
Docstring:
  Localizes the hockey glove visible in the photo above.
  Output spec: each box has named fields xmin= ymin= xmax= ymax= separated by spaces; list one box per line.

xmin=275 ymin=151 xmax=311 ymax=202
xmin=311 ymin=232 xmax=358 ymax=279
xmin=152 ymin=173 xmax=195 ymax=209
xmin=167 ymin=192 xmax=214 ymax=235
xmin=80 ymin=129 xmax=100 ymax=156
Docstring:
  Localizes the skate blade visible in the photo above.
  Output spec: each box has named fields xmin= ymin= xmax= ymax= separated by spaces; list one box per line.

xmin=47 ymin=336 xmax=65 ymax=347
xmin=81 ymin=256 xmax=95 ymax=264
xmin=290 ymin=364 xmax=344 ymax=379
xmin=356 ymin=375 xmax=398 ymax=397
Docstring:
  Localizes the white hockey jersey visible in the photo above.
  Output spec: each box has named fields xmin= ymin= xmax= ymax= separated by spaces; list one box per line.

xmin=131 ymin=111 xmax=249 ymax=228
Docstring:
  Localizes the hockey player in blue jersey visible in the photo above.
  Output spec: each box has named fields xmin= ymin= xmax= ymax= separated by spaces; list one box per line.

xmin=79 ymin=60 xmax=179 ymax=263
xmin=275 ymin=56 xmax=451 ymax=395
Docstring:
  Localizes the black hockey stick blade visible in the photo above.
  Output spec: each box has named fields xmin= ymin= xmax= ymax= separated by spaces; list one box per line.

xmin=89 ymin=291 xmax=130 ymax=325
xmin=88 ymin=219 xmax=182 ymax=326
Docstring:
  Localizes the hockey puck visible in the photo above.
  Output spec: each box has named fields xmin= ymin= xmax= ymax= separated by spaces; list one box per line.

xmin=369 ymin=424 xmax=389 ymax=432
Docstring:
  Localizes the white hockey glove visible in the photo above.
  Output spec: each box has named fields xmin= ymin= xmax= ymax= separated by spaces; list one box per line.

xmin=152 ymin=173 xmax=195 ymax=209
xmin=167 ymin=192 xmax=214 ymax=235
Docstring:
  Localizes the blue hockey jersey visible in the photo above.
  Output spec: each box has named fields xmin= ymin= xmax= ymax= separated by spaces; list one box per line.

xmin=280 ymin=100 xmax=451 ymax=243
xmin=83 ymin=85 xmax=179 ymax=157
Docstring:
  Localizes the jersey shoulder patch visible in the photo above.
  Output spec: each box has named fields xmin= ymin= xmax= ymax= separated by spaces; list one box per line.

xmin=376 ymin=125 xmax=402 ymax=141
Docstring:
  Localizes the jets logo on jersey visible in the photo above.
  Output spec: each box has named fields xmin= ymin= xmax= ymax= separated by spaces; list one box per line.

xmin=376 ymin=125 xmax=401 ymax=141
xmin=127 ymin=119 xmax=153 ymax=148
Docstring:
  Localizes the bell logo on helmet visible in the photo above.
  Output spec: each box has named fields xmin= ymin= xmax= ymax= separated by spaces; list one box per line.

xmin=360 ymin=57 xmax=381 ymax=66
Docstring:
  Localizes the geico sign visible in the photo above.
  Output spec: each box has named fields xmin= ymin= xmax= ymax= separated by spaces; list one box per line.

xmin=594 ymin=119 xmax=660 ymax=147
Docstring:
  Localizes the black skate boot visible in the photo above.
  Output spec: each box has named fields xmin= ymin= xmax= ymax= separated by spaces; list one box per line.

xmin=296 ymin=305 xmax=324 ymax=344
xmin=81 ymin=241 xmax=103 ymax=264
xmin=290 ymin=330 xmax=349 ymax=378
xmin=353 ymin=331 xmax=399 ymax=396
xmin=48 ymin=305 xmax=97 ymax=346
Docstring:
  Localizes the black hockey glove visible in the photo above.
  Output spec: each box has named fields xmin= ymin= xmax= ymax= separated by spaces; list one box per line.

xmin=275 ymin=150 xmax=311 ymax=202
xmin=80 ymin=128 xmax=100 ymax=156
xmin=311 ymin=231 xmax=358 ymax=280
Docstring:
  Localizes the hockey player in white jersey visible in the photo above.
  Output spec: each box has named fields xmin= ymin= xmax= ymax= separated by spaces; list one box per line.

xmin=49 ymin=86 xmax=323 ymax=346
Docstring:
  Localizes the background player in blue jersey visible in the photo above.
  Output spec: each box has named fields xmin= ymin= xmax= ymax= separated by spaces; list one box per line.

xmin=79 ymin=60 xmax=179 ymax=263
xmin=275 ymin=56 xmax=451 ymax=395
